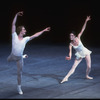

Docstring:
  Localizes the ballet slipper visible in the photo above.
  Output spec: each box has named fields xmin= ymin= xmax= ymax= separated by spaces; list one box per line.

xmin=17 ymin=85 xmax=23 ymax=95
xmin=23 ymin=54 xmax=28 ymax=58
xmin=86 ymin=76 xmax=93 ymax=80
xmin=61 ymin=78 xmax=68 ymax=83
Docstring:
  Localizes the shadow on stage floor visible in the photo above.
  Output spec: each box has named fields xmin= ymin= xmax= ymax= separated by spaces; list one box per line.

xmin=0 ymin=43 xmax=100 ymax=99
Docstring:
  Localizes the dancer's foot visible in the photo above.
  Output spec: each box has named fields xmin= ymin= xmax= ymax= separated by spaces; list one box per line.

xmin=86 ymin=76 xmax=93 ymax=80
xmin=23 ymin=54 xmax=28 ymax=59
xmin=17 ymin=85 xmax=23 ymax=95
xmin=61 ymin=78 xmax=68 ymax=83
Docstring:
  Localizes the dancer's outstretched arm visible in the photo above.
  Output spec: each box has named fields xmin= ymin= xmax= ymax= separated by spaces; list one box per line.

xmin=65 ymin=44 xmax=72 ymax=60
xmin=12 ymin=11 xmax=23 ymax=34
xmin=78 ymin=16 xmax=91 ymax=39
xmin=29 ymin=27 xmax=50 ymax=41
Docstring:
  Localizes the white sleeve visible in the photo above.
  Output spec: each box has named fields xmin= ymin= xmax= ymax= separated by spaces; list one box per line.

xmin=25 ymin=37 xmax=30 ymax=43
xmin=12 ymin=32 xmax=18 ymax=38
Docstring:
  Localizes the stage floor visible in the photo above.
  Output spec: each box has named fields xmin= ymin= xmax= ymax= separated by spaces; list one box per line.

xmin=0 ymin=43 xmax=100 ymax=99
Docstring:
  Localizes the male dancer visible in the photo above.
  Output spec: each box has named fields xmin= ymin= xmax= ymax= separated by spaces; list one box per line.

xmin=7 ymin=11 xmax=50 ymax=94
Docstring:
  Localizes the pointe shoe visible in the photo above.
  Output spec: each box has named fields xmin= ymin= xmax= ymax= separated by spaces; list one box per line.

xmin=61 ymin=78 xmax=68 ymax=83
xmin=86 ymin=76 xmax=93 ymax=80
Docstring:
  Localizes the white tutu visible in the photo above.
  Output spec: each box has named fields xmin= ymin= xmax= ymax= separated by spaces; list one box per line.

xmin=70 ymin=38 xmax=92 ymax=60
xmin=75 ymin=47 xmax=92 ymax=59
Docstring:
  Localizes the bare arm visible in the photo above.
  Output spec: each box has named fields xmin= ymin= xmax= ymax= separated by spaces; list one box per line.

xmin=65 ymin=44 xmax=72 ymax=60
xmin=11 ymin=11 xmax=23 ymax=34
xmin=29 ymin=27 xmax=50 ymax=41
xmin=78 ymin=16 xmax=91 ymax=39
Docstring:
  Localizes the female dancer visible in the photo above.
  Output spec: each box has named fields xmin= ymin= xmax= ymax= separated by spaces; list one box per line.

xmin=61 ymin=16 xmax=93 ymax=83
xmin=7 ymin=11 xmax=50 ymax=94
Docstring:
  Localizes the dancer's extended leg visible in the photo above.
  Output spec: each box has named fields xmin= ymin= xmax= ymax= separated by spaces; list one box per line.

xmin=61 ymin=58 xmax=82 ymax=83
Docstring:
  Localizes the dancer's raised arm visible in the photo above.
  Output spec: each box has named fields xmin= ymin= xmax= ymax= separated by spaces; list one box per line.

xmin=12 ymin=11 xmax=23 ymax=34
xmin=78 ymin=16 xmax=91 ymax=39
xmin=29 ymin=27 xmax=50 ymax=41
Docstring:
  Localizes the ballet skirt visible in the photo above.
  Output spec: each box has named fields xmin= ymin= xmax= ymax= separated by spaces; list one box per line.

xmin=70 ymin=38 xmax=92 ymax=59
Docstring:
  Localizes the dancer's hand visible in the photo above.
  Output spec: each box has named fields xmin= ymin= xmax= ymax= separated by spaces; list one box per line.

xmin=43 ymin=27 xmax=51 ymax=32
xmin=86 ymin=16 xmax=91 ymax=22
xmin=17 ymin=11 xmax=23 ymax=16
xmin=65 ymin=56 xmax=71 ymax=60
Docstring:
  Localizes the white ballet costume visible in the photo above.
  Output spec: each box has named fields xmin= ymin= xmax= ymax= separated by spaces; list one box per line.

xmin=70 ymin=38 xmax=92 ymax=60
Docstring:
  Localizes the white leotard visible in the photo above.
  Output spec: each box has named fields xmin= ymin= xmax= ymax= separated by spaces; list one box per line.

xmin=70 ymin=38 xmax=92 ymax=59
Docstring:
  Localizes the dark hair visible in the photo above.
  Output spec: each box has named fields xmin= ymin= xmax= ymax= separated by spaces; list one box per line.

xmin=16 ymin=26 xmax=24 ymax=34
xmin=71 ymin=31 xmax=76 ymax=34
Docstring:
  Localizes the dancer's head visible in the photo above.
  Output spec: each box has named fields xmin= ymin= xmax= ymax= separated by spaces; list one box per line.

xmin=69 ymin=31 xmax=76 ymax=40
xmin=17 ymin=26 xmax=26 ymax=36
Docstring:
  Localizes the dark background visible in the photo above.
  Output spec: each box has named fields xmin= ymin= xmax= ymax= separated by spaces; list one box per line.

xmin=0 ymin=0 xmax=100 ymax=47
